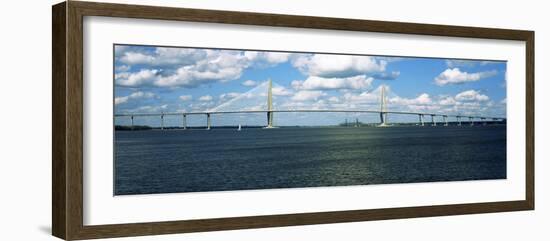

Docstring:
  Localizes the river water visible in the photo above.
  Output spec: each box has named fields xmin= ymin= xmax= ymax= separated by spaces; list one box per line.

xmin=114 ymin=125 xmax=506 ymax=195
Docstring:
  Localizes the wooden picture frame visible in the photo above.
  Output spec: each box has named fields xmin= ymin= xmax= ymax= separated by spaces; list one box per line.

xmin=52 ymin=1 xmax=534 ymax=240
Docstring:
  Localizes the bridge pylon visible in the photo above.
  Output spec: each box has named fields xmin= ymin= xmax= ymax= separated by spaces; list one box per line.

xmin=264 ymin=79 xmax=276 ymax=129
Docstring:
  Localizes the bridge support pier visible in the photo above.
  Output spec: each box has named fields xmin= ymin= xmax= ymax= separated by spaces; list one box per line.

xmin=182 ymin=114 xmax=187 ymax=130
xmin=379 ymin=112 xmax=389 ymax=126
xmin=206 ymin=113 xmax=211 ymax=130
xmin=431 ymin=115 xmax=436 ymax=126
xmin=130 ymin=115 xmax=134 ymax=130
xmin=419 ymin=114 xmax=425 ymax=126
xmin=160 ymin=114 xmax=164 ymax=130
xmin=443 ymin=115 xmax=448 ymax=126
xmin=265 ymin=111 xmax=274 ymax=128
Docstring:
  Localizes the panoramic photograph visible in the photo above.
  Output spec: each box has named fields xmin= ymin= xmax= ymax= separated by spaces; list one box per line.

xmin=113 ymin=44 xmax=507 ymax=195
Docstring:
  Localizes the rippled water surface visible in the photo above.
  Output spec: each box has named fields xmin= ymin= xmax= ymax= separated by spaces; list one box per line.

xmin=114 ymin=126 xmax=506 ymax=195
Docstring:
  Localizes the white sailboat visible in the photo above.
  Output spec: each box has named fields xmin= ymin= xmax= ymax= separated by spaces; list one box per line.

xmin=237 ymin=124 xmax=242 ymax=131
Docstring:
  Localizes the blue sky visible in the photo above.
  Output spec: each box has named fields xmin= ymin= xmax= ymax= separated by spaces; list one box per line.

xmin=114 ymin=44 xmax=506 ymax=127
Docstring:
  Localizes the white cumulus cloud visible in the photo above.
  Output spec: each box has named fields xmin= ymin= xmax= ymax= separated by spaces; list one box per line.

xmin=242 ymin=80 xmax=258 ymax=87
xmin=291 ymin=75 xmax=373 ymax=90
xmin=389 ymin=93 xmax=432 ymax=106
xmin=292 ymin=54 xmax=386 ymax=78
xmin=455 ymin=90 xmax=490 ymax=102
xmin=291 ymin=90 xmax=326 ymax=101
xmin=119 ymin=48 xmax=207 ymax=67
xmin=115 ymin=47 xmax=295 ymax=88
xmin=154 ymin=51 xmax=249 ymax=87
xmin=199 ymin=95 xmax=213 ymax=101
xmin=244 ymin=52 xmax=291 ymax=66
xmin=119 ymin=52 xmax=156 ymax=65
xmin=272 ymin=86 xmax=293 ymax=96
xmin=438 ymin=96 xmax=456 ymax=106
xmin=115 ymin=69 xmax=159 ymax=87
xmin=434 ymin=68 xmax=497 ymax=86
xmin=179 ymin=95 xmax=192 ymax=101
xmin=114 ymin=91 xmax=156 ymax=105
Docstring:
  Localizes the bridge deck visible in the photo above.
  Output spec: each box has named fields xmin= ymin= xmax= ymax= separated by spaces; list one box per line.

xmin=114 ymin=109 xmax=505 ymax=120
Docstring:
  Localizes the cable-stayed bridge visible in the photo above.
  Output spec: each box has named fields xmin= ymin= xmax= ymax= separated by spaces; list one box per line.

xmin=115 ymin=80 xmax=506 ymax=130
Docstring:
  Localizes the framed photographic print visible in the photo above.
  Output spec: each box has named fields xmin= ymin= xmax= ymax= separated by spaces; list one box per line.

xmin=52 ymin=1 xmax=534 ymax=240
